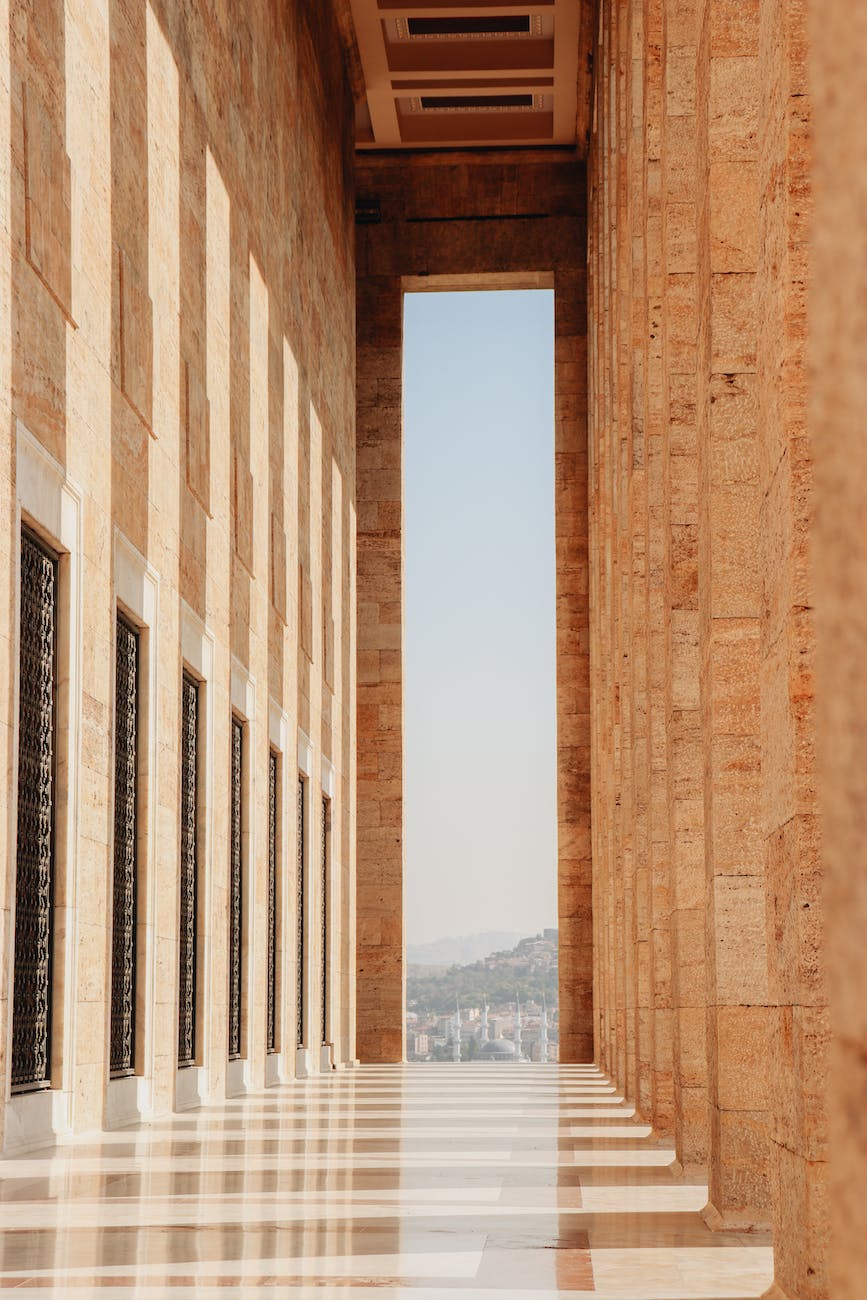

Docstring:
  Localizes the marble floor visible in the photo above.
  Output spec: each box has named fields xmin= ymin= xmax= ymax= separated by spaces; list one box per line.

xmin=0 ymin=1064 xmax=773 ymax=1297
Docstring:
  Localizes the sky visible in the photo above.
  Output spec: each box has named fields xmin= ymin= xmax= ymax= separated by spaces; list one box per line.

xmin=403 ymin=289 xmax=558 ymax=949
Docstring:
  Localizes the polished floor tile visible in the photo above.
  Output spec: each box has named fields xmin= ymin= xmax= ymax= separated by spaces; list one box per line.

xmin=0 ymin=1065 xmax=773 ymax=1296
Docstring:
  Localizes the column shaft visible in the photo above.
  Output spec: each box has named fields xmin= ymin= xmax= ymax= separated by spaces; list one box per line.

xmin=355 ymin=277 xmax=405 ymax=1064
xmin=697 ymin=0 xmax=771 ymax=1231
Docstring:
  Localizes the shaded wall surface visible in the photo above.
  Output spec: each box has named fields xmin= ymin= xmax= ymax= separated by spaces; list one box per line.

xmin=586 ymin=0 xmax=829 ymax=1297
xmin=354 ymin=152 xmax=592 ymax=1064
xmin=0 ymin=0 xmax=357 ymax=1147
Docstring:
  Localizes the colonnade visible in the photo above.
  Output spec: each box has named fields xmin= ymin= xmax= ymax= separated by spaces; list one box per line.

xmin=587 ymin=0 xmax=828 ymax=1296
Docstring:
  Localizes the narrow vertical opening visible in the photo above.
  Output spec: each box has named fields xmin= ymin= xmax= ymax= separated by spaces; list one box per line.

xmin=267 ymin=749 xmax=280 ymax=1055
xmin=296 ymin=775 xmax=307 ymax=1050
xmin=404 ymin=289 xmax=559 ymax=1064
xmin=12 ymin=527 xmax=59 ymax=1093
xmin=178 ymin=671 xmax=200 ymax=1069
xmin=321 ymin=796 xmax=331 ymax=1046
xmin=110 ymin=612 xmax=140 ymax=1079
xmin=228 ymin=715 xmax=244 ymax=1062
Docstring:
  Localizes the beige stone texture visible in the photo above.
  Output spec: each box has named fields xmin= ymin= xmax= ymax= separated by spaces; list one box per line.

xmin=355 ymin=274 xmax=404 ymax=1065
xmin=809 ymin=0 xmax=867 ymax=1295
xmin=756 ymin=0 xmax=829 ymax=1292
xmin=0 ymin=0 xmax=356 ymax=1146
xmin=590 ymin=0 xmax=828 ymax=1286
xmin=695 ymin=0 xmax=771 ymax=1234
xmin=0 ymin=4 xmax=859 ymax=1296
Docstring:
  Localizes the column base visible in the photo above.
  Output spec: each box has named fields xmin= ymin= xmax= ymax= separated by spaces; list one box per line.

xmin=668 ymin=1158 xmax=706 ymax=1181
xmin=295 ymin=1047 xmax=315 ymax=1078
xmin=701 ymin=1200 xmax=771 ymax=1234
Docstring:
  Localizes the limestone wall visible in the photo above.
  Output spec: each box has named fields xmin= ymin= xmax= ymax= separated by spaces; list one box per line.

xmin=0 ymin=0 xmax=357 ymax=1148
xmin=587 ymin=0 xmax=828 ymax=1294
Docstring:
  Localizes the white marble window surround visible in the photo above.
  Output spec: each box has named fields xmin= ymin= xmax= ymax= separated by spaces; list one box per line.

xmin=227 ymin=659 xmax=255 ymax=1098
xmin=106 ymin=533 xmax=160 ymax=1131
xmin=4 ymin=424 xmax=83 ymax=1155
xmin=268 ymin=702 xmax=290 ymax=1086
xmin=297 ymin=727 xmax=313 ymax=779
xmin=176 ymin=603 xmax=215 ymax=1113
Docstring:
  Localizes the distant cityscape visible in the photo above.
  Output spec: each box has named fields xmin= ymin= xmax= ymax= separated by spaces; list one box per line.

xmin=406 ymin=930 xmax=559 ymax=1063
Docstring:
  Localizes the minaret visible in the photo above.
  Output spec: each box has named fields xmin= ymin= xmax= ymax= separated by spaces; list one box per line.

xmin=452 ymin=996 xmax=462 ymax=1062
xmin=480 ymin=1001 xmax=489 ymax=1046
xmin=514 ymin=993 xmax=523 ymax=1061
xmin=539 ymin=996 xmax=549 ymax=1064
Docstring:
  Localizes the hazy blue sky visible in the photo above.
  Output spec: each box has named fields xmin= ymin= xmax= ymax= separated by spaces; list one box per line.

xmin=404 ymin=290 xmax=558 ymax=947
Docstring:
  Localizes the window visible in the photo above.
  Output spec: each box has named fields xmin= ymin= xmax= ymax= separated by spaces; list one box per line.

xmin=267 ymin=750 xmax=279 ymax=1054
xmin=178 ymin=672 xmax=199 ymax=1068
xmin=321 ymin=798 xmax=330 ymax=1045
xmin=296 ymin=777 xmax=305 ymax=1048
xmin=11 ymin=528 xmax=58 ymax=1091
xmin=110 ymin=615 xmax=139 ymax=1077
xmin=228 ymin=717 xmax=244 ymax=1061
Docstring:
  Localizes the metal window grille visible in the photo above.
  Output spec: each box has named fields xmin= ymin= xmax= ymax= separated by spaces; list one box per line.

xmin=228 ymin=717 xmax=243 ymax=1060
xmin=178 ymin=673 xmax=199 ymax=1068
xmin=267 ymin=750 xmax=278 ymax=1054
xmin=11 ymin=529 xmax=58 ymax=1091
xmin=321 ymin=798 xmax=329 ymax=1045
xmin=110 ymin=615 xmax=139 ymax=1077
xmin=296 ymin=778 xmax=305 ymax=1048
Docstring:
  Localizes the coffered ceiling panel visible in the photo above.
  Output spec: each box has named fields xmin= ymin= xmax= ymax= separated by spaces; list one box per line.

xmin=348 ymin=0 xmax=594 ymax=152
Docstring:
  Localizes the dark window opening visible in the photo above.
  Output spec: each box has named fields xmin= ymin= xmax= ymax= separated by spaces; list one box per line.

xmin=110 ymin=614 xmax=139 ymax=1078
xmin=178 ymin=672 xmax=199 ymax=1068
xmin=12 ymin=528 xmax=58 ymax=1092
xmin=296 ymin=777 xmax=306 ymax=1049
xmin=321 ymin=798 xmax=330 ymax=1046
xmin=267 ymin=750 xmax=279 ymax=1054
xmin=228 ymin=717 xmax=244 ymax=1061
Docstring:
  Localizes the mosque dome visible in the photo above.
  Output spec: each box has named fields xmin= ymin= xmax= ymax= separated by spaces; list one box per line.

xmin=480 ymin=1038 xmax=518 ymax=1060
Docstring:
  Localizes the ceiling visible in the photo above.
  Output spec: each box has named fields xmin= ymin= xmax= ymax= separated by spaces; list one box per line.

xmin=345 ymin=1 xmax=595 ymax=153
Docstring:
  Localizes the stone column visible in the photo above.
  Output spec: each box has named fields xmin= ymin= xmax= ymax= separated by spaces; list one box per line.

xmin=757 ymin=2 xmax=829 ymax=1296
xmin=809 ymin=1 xmax=866 ymax=1296
xmin=610 ymin=0 xmax=629 ymax=1093
xmin=595 ymin=0 xmax=619 ymax=1083
xmin=625 ymin=0 xmax=648 ymax=1112
xmin=644 ymin=0 xmax=676 ymax=1141
xmin=590 ymin=24 xmax=615 ymax=1080
xmin=587 ymin=144 xmax=609 ymax=1070
xmin=555 ymin=268 xmax=594 ymax=1064
xmin=355 ymin=275 xmax=404 ymax=1064
xmin=633 ymin=0 xmax=654 ymax=1120
xmin=696 ymin=0 xmax=771 ymax=1231
xmin=662 ymin=0 xmax=708 ymax=1172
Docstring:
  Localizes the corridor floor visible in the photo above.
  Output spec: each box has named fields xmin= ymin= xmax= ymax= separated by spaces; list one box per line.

xmin=0 ymin=1064 xmax=773 ymax=1297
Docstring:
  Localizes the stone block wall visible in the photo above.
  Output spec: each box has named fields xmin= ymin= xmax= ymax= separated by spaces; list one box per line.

xmin=587 ymin=0 xmax=829 ymax=1293
xmin=0 ymin=0 xmax=357 ymax=1147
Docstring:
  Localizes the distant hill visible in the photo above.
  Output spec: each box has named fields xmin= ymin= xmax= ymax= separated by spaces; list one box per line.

xmin=407 ymin=931 xmax=523 ymax=968
xmin=407 ymin=931 xmax=558 ymax=1015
